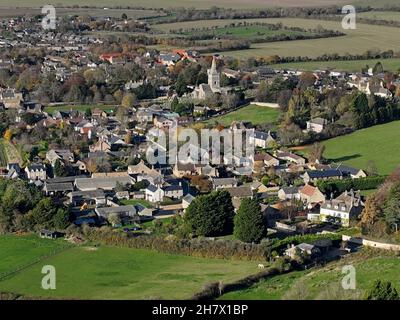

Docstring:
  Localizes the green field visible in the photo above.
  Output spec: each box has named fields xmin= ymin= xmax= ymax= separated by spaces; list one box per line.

xmin=0 ymin=140 xmax=7 ymax=166
xmin=1 ymin=0 xmax=398 ymax=9
xmin=322 ymin=121 xmax=400 ymax=175
xmin=220 ymin=251 xmax=400 ymax=300
xmin=0 ymin=7 xmax=162 ymax=18
xmin=0 ymin=0 xmax=359 ymax=10
xmin=358 ymin=11 xmax=400 ymax=21
xmin=43 ymin=104 xmax=115 ymax=115
xmin=0 ymin=235 xmax=258 ymax=299
xmin=270 ymin=58 xmax=400 ymax=72
xmin=180 ymin=25 xmax=313 ymax=40
xmin=156 ymin=18 xmax=400 ymax=58
xmin=0 ymin=139 xmax=22 ymax=165
xmin=206 ymin=104 xmax=280 ymax=126
xmin=0 ymin=234 xmax=70 ymax=277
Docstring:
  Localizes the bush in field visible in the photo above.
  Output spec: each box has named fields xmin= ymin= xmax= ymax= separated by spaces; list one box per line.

xmin=365 ymin=280 xmax=399 ymax=300
xmin=234 ymin=198 xmax=266 ymax=243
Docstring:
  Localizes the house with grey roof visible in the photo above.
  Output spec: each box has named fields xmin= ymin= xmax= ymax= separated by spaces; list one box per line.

xmin=212 ymin=177 xmax=238 ymax=190
xmin=25 ymin=164 xmax=47 ymax=181
xmin=95 ymin=205 xmax=140 ymax=224
xmin=75 ymin=176 xmax=134 ymax=191
xmin=278 ymin=186 xmax=301 ymax=201
xmin=43 ymin=182 xmax=74 ymax=196
xmin=303 ymin=169 xmax=343 ymax=184
xmin=68 ymin=190 xmax=106 ymax=206
xmin=250 ymin=130 xmax=276 ymax=148
xmin=332 ymin=164 xmax=367 ymax=179
xmin=145 ymin=181 xmax=184 ymax=203
xmin=182 ymin=194 xmax=195 ymax=209
xmin=306 ymin=117 xmax=328 ymax=133
xmin=285 ymin=243 xmax=320 ymax=259
xmin=319 ymin=190 xmax=364 ymax=227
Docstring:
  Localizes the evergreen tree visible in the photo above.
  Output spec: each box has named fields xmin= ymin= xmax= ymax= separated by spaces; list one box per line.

xmin=234 ymin=198 xmax=266 ymax=243
xmin=54 ymin=159 xmax=67 ymax=177
xmin=185 ymin=190 xmax=234 ymax=237
xmin=53 ymin=208 xmax=70 ymax=230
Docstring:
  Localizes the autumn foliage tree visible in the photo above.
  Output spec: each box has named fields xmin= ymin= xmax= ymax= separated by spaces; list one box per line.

xmin=3 ymin=129 xmax=12 ymax=142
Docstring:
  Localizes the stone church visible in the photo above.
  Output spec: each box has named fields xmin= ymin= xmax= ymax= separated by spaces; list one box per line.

xmin=192 ymin=56 xmax=230 ymax=100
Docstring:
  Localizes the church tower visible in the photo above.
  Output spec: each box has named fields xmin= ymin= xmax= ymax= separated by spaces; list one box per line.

xmin=207 ymin=56 xmax=220 ymax=92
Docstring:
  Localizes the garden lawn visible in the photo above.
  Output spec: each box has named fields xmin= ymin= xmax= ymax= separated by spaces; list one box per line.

xmin=322 ymin=121 xmax=400 ymax=175
xmin=0 ymin=234 xmax=71 ymax=276
xmin=206 ymin=104 xmax=280 ymax=126
xmin=0 ymin=246 xmax=259 ymax=299
xmin=43 ymin=104 xmax=115 ymax=115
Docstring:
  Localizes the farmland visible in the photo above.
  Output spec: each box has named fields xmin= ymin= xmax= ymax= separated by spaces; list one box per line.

xmin=206 ymin=104 xmax=281 ymax=126
xmin=177 ymin=24 xmax=318 ymax=41
xmin=155 ymin=18 xmax=400 ymax=58
xmin=0 ymin=235 xmax=258 ymax=299
xmin=1 ymin=0 xmax=399 ymax=9
xmin=270 ymin=58 xmax=400 ymax=72
xmin=358 ymin=11 xmax=400 ymax=22
xmin=322 ymin=120 xmax=400 ymax=175
xmin=0 ymin=0 xmax=362 ymax=10
xmin=219 ymin=251 xmax=400 ymax=300
xmin=0 ymin=7 xmax=162 ymax=18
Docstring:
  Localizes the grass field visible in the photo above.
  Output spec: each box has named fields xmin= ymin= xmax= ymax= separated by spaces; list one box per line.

xmin=0 ymin=0 xmax=361 ymax=10
xmin=270 ymin=58 xmax=400 ymax=72
xmin=322 ymin=120 xmax=400 ymax=175
xmin=358 ymin=11 xmax=400 ymax=21
xmin=0 ymin=139 xmax=22 ymax=166
xmin=0 ymin=140 xmax=7 ymax=167
xmin=180 ymin=25 xmax=313 ymax=40
xmin=219 ymin=251 xmax=400 ymax=300
xmin=43 ymin=104 xmax=115 ymax=115
xmin=0 ymin=7 xmax=162 ymax=18
xmin=0 ymin=241 xmax=258 ymax=299
xmin=156 ymin=18 xmax=400 ymax=58
xmin=0 ymin=234 xmax=70 ymax=276
xmin=206 ymin=104 xmax=280 ymax=126
xmin=1 ymin=0 xmax=399 ymax=9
